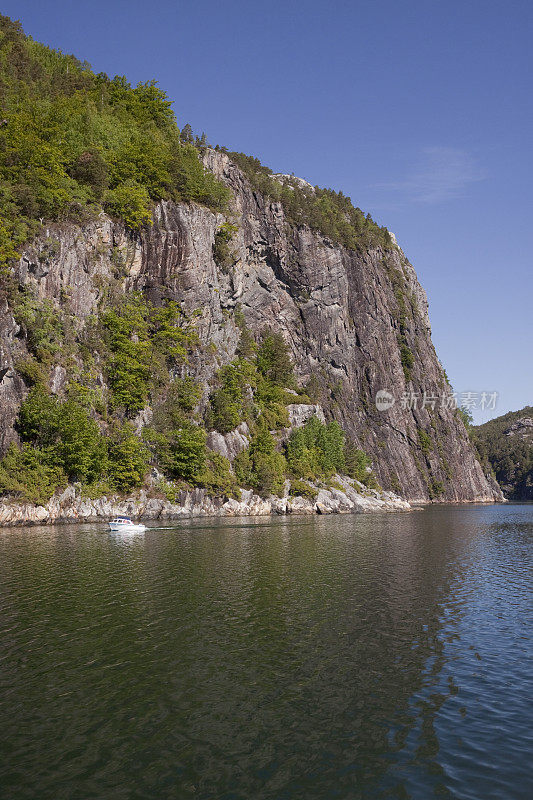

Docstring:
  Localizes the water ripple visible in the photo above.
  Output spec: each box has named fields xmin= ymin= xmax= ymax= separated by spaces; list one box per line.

xmin=0 ymin=506 xmax=531 ymax=799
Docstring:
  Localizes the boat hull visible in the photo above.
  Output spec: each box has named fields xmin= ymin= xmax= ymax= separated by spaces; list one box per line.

xmin=108 ymin=523 xmax=146 ymax=533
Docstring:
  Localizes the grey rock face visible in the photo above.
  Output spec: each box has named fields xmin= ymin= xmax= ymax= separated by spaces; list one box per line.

xmin=200 ymin=150 xmax=501 ymax=502
xmin=287 ymin=404 xmax=326 ymax=427
xmin=206 ymin=423 xmax=250 ymax=461
xmin=0 ymin=150 xmax=501 ymax=503
xmin=505 ymin=418 xmax=533 ymax=437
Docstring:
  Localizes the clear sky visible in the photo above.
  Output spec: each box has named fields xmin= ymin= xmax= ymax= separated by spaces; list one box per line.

xmin=4 ymin=0 xmax=532 ymax=423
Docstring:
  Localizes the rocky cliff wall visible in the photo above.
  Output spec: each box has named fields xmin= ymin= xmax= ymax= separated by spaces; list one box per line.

xmin=0 ymin=150 xmax=501 ymax=503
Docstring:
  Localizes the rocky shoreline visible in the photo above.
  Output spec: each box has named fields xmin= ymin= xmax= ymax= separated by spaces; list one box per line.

xmin=0 ymin=476 xmax=411 ymax=527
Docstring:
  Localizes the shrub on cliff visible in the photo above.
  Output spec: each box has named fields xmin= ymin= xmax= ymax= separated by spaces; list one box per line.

xmin=207 ymin=358 xmax=256 ymax=433
xmin=289 ymin=479 xmax=317 ymax=501
xmin=417 ymin=428 xmax=432 ymax=455
xmin=286 ymin=416 xmax=345 ymax=479
xmin=144 ymin=423 xmax=207 ymax=484
xmin=200 ymin=452 xmax=240 ymax=499
xmin=165 ymin=377 xmax=202 ymax=414
xmin=10 ymin=290 xmax=63 ymax=362
xmin=107 ymin=423 xmax=149 ymax=492
xmin=0 ymin=385 xmax=107 ymax=502
xmin=104 ymin=183 xmax=152 ymax=229
xmin=101 ymin=294 xmax=199 ymax=415
xmin=234 ymin=424 xmax=286 ymax=497
xmin=208 ymin=331 xmax=297 ymax=435
xmin=4 ymin=386 xmax=149 ymax=497
xmin=212 ymin=222 xmax=238 ymax=270
xmin=17 ymin=387 xmax=104 ymax=484
xmin=256 ymin=330 xmax=295 ymax=388
xmin=17 ymin=385 xmax=60 ymax=445
xmin=344 ymin=442 xmax=372 ymax=483
xmin=55 ymin=399 xmax=106 ymax=484
xmin=398 ymin=336 xmax=415 ymax=382
xmin=209 ymin=389 xmax=242 ymax=434
xmin=0 ymin=443 xmax=67 ymax=505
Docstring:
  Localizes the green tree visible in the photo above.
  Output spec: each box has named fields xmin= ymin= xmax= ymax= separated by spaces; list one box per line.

xmin=179 ymin=123 xmax=194 ymax=145
xmin=0 ymin=443 xmax=67 ymax=504
xmin=56 ymin=400 xmax=105 ymax=483
xmin=11 ymin=292 xmax=63 ymax=361
xmin=316 ymin=420 xmax=345 ymax=474
xmin=209 ymin=388 xmax=241 ymax=434
xmin=196 ymin=132 xmax=208 ymax=150
xmin=16 ymin=387 xmax=107 ymax=485
xmin=236 ymin=325 xmax=256 ymax=360
xmin=234 ymin=423 xmax=286 ymax=496
xmin=17 ymin=386 xmax=60 ymax=446
xmin=212 ymin=222 xmax=238 ymax=270
xmin=208 ymin=358 xmax=257 ymax=433
xmin=0 ymin=219 xmax=23 ymax=271
xmin=151 ymin=301 xmax=198 ymax=363
xmin=147 ymin=422 xmax=207 ymax=484
xmin=200 ymin=451 xmax=239 ymax=498
xmin=344 ymin=442 xmax=371 ymax=482
xmin=107 ymin=423 xmax=148 ymax=491
xmin=69 ymin=148 xmax=109 ymax=198
xmin=0 ymin=16 xmax=229 ymax=262
xmin=101 ymin=297 xmax=152 ymax=414
xmin=165 ymin=377 xmax=202 ymax=414
xmin=104 ymin=183 xmax=152 ymax=229
xmin=256 ymin=330 xmax=294 ymax=387
xmin=286 ymin=416 xmax=346 ymax=479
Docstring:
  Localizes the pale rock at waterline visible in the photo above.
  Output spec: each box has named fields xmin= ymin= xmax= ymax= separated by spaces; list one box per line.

xmin=0 ymin=476 xmax=410 ymax=527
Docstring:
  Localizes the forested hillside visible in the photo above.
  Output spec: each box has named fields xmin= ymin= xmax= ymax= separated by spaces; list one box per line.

xmin=0 ymin=13 xmax=228 ymax=268
xmin=474 ymin=408 xmax=533 ymax=500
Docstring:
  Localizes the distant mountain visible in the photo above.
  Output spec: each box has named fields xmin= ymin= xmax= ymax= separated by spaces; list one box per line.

xmin=474 ymin=408 xmax=533 ymax=500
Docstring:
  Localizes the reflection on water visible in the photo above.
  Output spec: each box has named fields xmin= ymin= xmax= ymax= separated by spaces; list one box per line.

xmin=0 ymin=506 xmax=531 ymax=799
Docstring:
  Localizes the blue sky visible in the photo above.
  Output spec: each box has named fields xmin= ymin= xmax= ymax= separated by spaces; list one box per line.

xmin=5 ymin=0 xmax=532 ymax=423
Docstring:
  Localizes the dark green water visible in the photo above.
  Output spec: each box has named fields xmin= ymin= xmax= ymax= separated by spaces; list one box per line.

xmin=0 ymin=505 xmax=531 ymax=800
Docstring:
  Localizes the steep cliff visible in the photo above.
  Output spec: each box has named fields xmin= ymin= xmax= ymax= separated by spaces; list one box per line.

xmin=0 ymin=148 xmax=500 ymax=504
xmin=0 ymin=14 xmax=502 ymax=507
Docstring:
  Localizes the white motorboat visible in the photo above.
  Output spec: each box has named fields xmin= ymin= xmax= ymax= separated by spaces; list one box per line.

xmin=108 ymin=516 xmax=146 ymax=533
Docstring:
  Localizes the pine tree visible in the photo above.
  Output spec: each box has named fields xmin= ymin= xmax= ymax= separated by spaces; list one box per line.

xmin=179 ymin=123 xmax=194 ymax=144
xmin=256 ymin=330 xmax=294 ymax=387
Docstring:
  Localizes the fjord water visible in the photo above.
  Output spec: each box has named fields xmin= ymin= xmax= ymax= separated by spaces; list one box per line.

xmin=0 ymin=506 xmax=531 ymax=800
